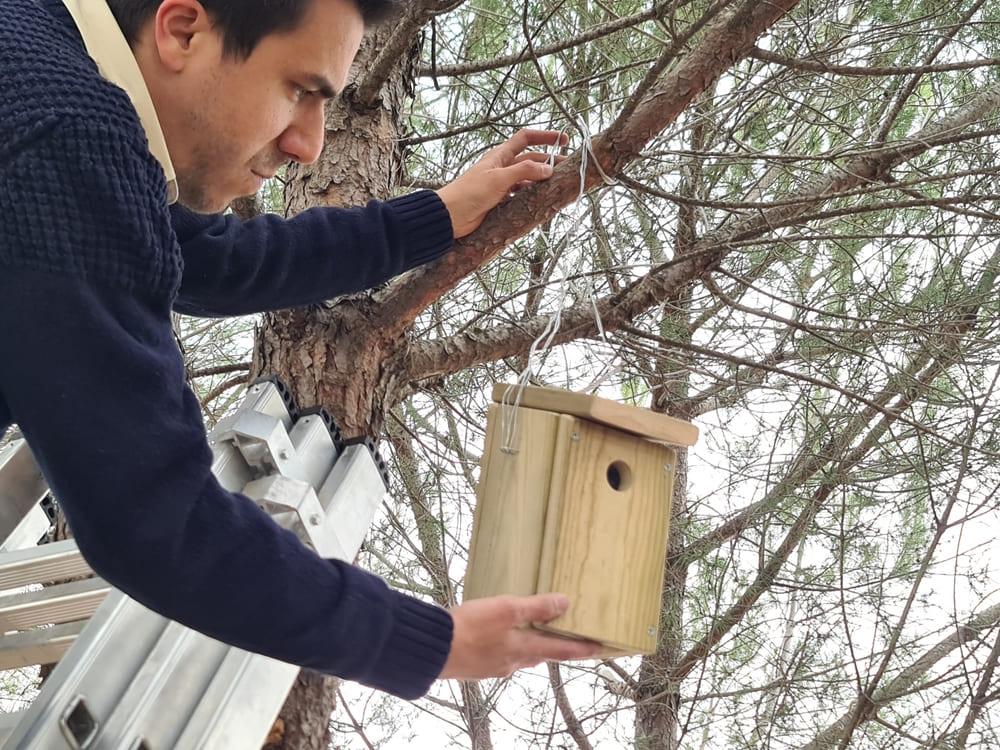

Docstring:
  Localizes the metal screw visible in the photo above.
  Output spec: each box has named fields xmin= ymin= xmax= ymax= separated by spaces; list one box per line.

xmin=278 ymin=449 xmax=290 ymax=461
xmin=571 ymin=432 xmax=580 ymax=442
xmin=647 ymin=626 xmax=656 ymax=637
xmin=663 ymin=463 xmax=673 ymax=473
xmin=308 ymin=514 xmax=322 ymax=526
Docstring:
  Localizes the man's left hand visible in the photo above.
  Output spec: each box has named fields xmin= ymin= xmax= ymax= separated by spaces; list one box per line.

xmin=436 ymin=129 xmax=568 ymax=239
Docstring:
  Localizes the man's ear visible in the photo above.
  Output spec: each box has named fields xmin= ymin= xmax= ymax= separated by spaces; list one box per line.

xmin=150 ymin=0 xmax=216 ymax=73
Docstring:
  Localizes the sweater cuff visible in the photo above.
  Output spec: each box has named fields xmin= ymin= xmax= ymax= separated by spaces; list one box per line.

xmin=360 ymin=589 xmax=454 ymax=700
xmin=386 ymin=190 xmax=454 ymax=272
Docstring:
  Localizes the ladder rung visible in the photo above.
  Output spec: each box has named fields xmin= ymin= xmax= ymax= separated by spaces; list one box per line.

xmin=0 ymin=540 xmax=91 ymax=592
xmin=0 ymin=620 xmax=86 ymax=670
xmin=0 ymin=577 xmax=108 ymax=632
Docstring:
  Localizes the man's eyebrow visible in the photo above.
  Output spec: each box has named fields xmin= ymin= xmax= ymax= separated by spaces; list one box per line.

xmin=302 ymin=73 xmax=339 ymax=99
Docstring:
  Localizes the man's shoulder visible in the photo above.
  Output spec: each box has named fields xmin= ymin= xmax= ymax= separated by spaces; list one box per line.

xmin=0 ymin=0 xmax=145 ymax=162
xmin=0 ymin=0 xmax=181 ymax=300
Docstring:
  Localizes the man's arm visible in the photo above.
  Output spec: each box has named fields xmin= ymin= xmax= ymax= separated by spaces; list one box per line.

xmin=0 ymin=121 xmax=453 ymax=698
xmin=173 ymin=129 xmax=569 ymax=318
xmin=0 ymin=267 xmax=601 ymax=691
xmin=172 ymin=190 xmax=453 ymax=317
xmin=0 ymin=267 xmax=454 ymax=698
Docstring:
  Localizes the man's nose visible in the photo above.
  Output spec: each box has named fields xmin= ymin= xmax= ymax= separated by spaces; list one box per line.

xmin=278 ymin=106 xmax=325 ymax=166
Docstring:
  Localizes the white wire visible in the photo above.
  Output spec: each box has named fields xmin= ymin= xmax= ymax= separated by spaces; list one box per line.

xmin=499 ymin=115 xmax=618 ymax=453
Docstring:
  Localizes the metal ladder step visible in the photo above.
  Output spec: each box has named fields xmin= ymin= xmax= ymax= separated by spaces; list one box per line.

xmin=0 ymin=540 xmax=91 ymax=592
xmin=0 ymin=576 xmax=108 ymax=633
xmin=0 ymin=540 xmax=99 ymax=670
xmin=0 ymin=620 xmax=87 ymax=671
xmin=0 ymin=711 xmax=24 ymax=746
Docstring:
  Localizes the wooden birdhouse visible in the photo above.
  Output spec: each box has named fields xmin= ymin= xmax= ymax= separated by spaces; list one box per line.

xmin=464 ymin=384 xmax=699 ymax=656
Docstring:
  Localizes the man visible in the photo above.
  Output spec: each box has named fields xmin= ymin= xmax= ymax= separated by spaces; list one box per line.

xmin=0 ymin=0 xmax=599 ymax=701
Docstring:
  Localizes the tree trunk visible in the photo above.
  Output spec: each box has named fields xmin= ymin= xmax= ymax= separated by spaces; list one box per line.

xmin=255 ymin=26 xmax=420 ymax=750
xmin=633 ymin=87 xmax=705 ymax=746
xmin=634 ymin=448 xmax=689 ymax=750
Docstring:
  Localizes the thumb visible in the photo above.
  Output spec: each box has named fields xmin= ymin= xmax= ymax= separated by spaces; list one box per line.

xmin=513 ymin=593 xmax=570 ymax=626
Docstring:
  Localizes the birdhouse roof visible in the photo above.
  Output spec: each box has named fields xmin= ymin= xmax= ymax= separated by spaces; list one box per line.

xmin=491 ymin=384 xmax=699 ymax=446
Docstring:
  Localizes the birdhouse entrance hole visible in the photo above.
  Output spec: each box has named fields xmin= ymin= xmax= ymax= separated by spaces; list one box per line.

xmin=606 ymin=461 xmax=631 ymax=492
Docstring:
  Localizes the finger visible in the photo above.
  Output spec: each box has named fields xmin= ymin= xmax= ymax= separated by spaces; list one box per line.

xmin=495 ymin=160 xmax=553 ymax=193
xmin=515 ymin=630 xmax=603 ymax=665
xmin=512 ymin=593 xmax=570 ymax=626
xmin=498 ymin=129 xmax=569 ymax=161
xmin=513 ymin=152 xmax=553 ymax=165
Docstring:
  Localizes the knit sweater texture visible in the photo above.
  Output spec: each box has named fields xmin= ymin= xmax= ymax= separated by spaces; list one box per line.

xmin=0 ymin=0 xmax=455 ymax=699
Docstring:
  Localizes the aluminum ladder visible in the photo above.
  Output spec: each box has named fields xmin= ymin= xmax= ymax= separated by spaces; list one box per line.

xmin=0 ymin=379 xmax=389 ymax=749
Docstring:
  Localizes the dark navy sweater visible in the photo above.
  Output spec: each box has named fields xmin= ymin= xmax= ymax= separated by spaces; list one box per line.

xmin=0 ymin=0 xmax=454 ymax=699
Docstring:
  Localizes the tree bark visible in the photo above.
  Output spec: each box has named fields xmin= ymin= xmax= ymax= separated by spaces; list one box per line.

xmin=256 ymin=26 xmax=420 ymax=749
xmin=635 ymin=448 xmax=690 ymax=750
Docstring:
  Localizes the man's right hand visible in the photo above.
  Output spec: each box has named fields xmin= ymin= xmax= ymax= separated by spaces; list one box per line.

xmin=439 ymin=593 xmax=603 ymax=681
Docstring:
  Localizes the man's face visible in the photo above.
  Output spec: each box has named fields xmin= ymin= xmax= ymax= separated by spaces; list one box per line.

xmin=140 ymin=0 xmax=365 ymax=213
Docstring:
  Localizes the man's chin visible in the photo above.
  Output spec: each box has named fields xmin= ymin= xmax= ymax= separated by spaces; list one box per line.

xmin=175 ymin=179 xmax=234 ymax=215
xmin=178 ymin=194 xmax=233 ymax=216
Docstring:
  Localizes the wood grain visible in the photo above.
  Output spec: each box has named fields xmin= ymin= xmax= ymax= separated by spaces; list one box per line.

xmin=464 ymin=405 xmax=573 ymax=600
xmin=466 ymin=403 xmax=678 ymax=656
xmin=535 ymin=417 xmax=677 ymax=654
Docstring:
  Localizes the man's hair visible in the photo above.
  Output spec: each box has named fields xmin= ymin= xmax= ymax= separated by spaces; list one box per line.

xmin=106 ymin=0 xmax=398 ymax=59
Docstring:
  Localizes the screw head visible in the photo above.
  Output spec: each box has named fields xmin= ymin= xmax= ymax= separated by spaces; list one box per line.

xmin=571 ymin=432 xmax=580 ymax=441
xmin=647 ymin=626 xmax=656 ymax=637
xmin=663 ymin=464 xmax=673 ymax=472
xmin=278 ymin=449 xmax=290 ymax=461
xmin=308 ymin=514 xmax=322 ymax=526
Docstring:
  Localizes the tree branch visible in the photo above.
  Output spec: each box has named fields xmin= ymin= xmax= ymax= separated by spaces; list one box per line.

xmin=416 ymin=5 xmax=666 ymax=78
xmin=659 ymin=305 xmax=985 ymax=690
xmin=547 ymin=663 xmax=594 ymax=750
xmin=749 ymin=47 xmax=1000 ymax=78
xmin=353 ymin=1 xmax=443 ymax=108
xmin=189 ymin=362 xmax=251 ymax=379
xmin=400 ymin=82 xmax=1000 ymax=385
xmin=798 ymin=603 xmax=1000 ymax=750
xmin=374 ymin=0 xmax=802 ymax=337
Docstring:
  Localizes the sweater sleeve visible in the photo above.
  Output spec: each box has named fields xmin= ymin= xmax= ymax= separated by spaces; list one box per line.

xmin=0 ymin=121 xmax=453 ymax=699
xmin=172 ymin=191 xmax=454 ymax=317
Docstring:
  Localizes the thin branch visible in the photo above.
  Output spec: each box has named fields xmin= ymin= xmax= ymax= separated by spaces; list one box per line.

xmin=950 ymin=628 xmax=1000 ymax=750
xmin=375 ymin=0 xmax=802 ymax=337
xmin=548 ymin=663 xmax=594 ymax=750
xmin=201 ymin=373 xmax=248 ymax=406
xmin=749 ymin=46 xmax=1000 ymax=77
xmin=401 ymin=82 xmax=1000 ymax=384
xmin=798 ymin=603 xmax=1000 ymax=750
xmin=335 ymin=687 xmax=377 ymax=750
xmin=189 ymin=362 xmax=251 ymax=379
xmin=416 ymin=5 xmax=667 ymax=78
